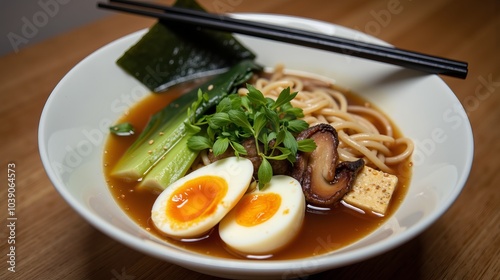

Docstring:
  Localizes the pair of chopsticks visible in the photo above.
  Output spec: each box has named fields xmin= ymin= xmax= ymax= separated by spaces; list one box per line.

xmin=97 ymin=0 xmax=468 ymax=79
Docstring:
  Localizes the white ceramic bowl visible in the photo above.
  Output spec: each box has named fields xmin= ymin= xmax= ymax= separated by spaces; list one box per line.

xmin=38 ymin=14 xmax=473 ymax=279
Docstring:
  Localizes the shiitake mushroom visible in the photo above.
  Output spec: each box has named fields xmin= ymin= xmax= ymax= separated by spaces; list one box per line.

xmin=291 ymin=124 xmax=364 ymax=207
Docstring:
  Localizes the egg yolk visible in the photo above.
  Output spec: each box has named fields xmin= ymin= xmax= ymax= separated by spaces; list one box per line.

xmin=167 ymin=175 xmax=227 ymax=225
xmin=234 ymin=193 xmax=281 ymax=227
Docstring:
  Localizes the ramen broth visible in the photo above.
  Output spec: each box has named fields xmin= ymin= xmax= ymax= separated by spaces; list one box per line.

xmin=103 ymin=75 xmax=412 ymax=260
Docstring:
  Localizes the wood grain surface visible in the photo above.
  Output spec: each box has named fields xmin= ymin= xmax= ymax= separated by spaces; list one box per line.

xmin=1 ymin=0 xmax=499 ymax=279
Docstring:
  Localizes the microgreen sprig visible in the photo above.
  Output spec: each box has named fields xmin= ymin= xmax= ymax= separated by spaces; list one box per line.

xmin=109 ymin=122 xmax=135 ymax=136
xmin=187 ymin=84 xmax=316 ymax=189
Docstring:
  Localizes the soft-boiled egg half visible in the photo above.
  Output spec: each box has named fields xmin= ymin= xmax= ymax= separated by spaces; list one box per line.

xmin=219 ymin=175 xmax=305 ymax=255
xmin=151 ymin=156 xmax=253 ymax=238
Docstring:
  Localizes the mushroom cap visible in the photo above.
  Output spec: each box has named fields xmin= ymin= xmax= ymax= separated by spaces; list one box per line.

xmin=291 ymin=124 xmax=364 ymax=207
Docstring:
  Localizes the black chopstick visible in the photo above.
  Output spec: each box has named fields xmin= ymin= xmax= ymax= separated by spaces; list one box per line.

xmin=97 ymin=0 xmax=468 ymax=79
xmin=109 ymin=0 xmax=467 ymax=70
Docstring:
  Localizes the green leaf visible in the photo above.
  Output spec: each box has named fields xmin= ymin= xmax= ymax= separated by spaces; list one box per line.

xmin=246 ymin=84 xmax=267 ymax=106
xmin=265 ymin=97 xmax=276 ymax=108
xmin=212 ymin=137 xmax=229 ymax=156
xmin=208 ymin=112 xmax=231 ymax=128
xmin=187 ymin=135 xmax=212 ymax=151
xmin=263 ymin=106 xmax=280 ymax=131
xmin=110 ymin=123 xmax=135 ymax=136
xmin=184 ymin=121 xmax=202 ymax=135
xmin=298 ymin=138 xmax=317 ymax=152
xmin=267 ymin=131 xmax=276 ymax=142
xmin=252 ymin=112 xmax=267 ymax=138
xmin=283 ymin=106 xmax=304 ymax=118
xmin=215 ymin=96 xmax=233 ymax=113
xmin=266 ymin=152 xmax=291 ymax=161
xmin=229 ymin=94 xmax=242 ymax=110
xmin=284 ymin=130 xmax=298 ymax=155
xmin=272 ymin=87 xmax=297 ymax=109
xmin=240 ymin=95 xmax=251 ymax=112
xmin=258 ymin=132 xmax=269 ymax=154
xmin=230 ymin=141 xmax=248 ymax=156
xmin=206 ymin=126 xmax=216 ymax=141
xmin=257 ymin=157 xmax=272 ymax=189
xmin=235 ymin=129 xmax=252 ymax=139
xmin=275 ymin=129 xmax=286 ymax=147
xmin=287 ymin=119 xmax=309 ymax=133
xmin=228 ymin=109 xmax=253 ymax=131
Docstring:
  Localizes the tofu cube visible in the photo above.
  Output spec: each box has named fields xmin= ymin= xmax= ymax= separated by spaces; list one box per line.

xmin=343 ymin=166 xmax=398 ymax=215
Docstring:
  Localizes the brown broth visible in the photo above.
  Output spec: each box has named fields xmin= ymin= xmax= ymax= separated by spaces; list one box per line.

xmin=103 ymin=77 xmax=412 ymax=260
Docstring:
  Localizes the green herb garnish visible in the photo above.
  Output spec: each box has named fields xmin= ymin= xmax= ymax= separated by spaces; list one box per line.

xmin=187 ymin=84 xmax=316 ymax=189
xmin=110 ymin=122 xmax=135 ymax=136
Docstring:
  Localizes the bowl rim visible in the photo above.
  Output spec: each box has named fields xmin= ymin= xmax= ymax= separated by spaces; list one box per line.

xmin=38 ymin=12 xmax=474 ymax=276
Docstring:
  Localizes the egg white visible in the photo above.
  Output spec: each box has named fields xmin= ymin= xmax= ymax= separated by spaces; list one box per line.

xmin=151 ymin=156 xmax=253 ymax=238
xmin=219 ymin=175 xmax=305 ymax=255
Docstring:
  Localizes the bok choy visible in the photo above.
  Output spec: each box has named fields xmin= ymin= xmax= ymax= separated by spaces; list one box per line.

xmin=112 ymin=59 xmax=262 ymax=190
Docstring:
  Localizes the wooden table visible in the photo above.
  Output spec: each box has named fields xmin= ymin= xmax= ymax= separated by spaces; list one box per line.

xmin=1 ymin=0 xmax=498 ymax=279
